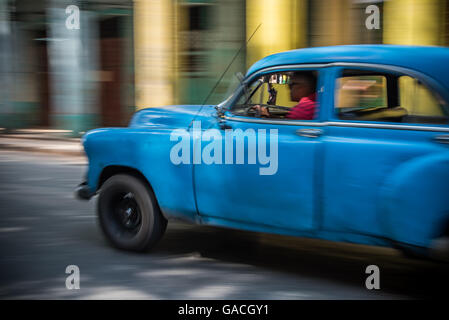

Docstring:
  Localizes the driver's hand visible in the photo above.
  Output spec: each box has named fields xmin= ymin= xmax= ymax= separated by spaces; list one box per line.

xmin=253 ymin=105 xmax=270 ymax=117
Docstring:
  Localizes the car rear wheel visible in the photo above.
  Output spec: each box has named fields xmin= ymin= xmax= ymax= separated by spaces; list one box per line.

xmin=97 ymin=174 xmax=167 ymax=252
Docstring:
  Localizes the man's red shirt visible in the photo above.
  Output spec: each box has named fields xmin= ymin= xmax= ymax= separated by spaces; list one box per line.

xmin=285 ymin=93 xmax=317 ymax=120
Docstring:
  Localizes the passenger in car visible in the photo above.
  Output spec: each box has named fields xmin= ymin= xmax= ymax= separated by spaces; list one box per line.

xmin=255 ymin=71 xmax=317 ymax=120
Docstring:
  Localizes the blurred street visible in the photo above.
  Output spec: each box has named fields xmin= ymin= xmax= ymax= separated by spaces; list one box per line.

xmin=0 ymin=129 xmax=83 ymax=156
xmin=0 ymin=149 xmax=448 ymax=300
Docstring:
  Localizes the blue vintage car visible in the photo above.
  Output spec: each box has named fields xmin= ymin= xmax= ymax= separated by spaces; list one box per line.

xmin=77 ymin=45 xmax=449 ymax=260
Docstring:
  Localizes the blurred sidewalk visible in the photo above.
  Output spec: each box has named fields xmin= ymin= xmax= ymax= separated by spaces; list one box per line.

xmin=0 ymin=128 xmax=84 ymax=157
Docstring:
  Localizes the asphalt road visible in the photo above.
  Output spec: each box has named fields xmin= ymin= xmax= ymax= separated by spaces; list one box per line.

xmin=0 ymin=150 xmax=447 ymax=299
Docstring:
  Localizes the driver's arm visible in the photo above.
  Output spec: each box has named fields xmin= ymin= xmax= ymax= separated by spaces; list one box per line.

xmin=253 ymin=105 xmax=288 ymax=118
xmin=253 ymin=105 xmax=271 ymax=117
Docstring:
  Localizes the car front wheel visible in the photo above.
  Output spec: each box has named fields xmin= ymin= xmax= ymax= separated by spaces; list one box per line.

xmin=97 ymin=174 xmax=167 ymax=252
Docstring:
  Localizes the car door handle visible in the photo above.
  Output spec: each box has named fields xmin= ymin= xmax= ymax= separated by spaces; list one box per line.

xmin=434 ymin=135 xmax=449 ymax=144
xmin=296 ymin=128 xmax=322 ymax=138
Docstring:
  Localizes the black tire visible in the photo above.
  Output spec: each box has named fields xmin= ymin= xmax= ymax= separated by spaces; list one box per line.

xmin=97 ymin=174 xmax=167 ymax=252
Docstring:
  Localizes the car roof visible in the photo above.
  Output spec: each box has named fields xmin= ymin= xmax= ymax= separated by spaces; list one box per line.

xmin=246 ymin=45 xmax=449 ymax=89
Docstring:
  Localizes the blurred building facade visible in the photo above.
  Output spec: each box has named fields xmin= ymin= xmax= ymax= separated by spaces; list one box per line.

xmin=0 ymin=0 xmax=135 ymax=134
xmin=1 ymin=0 xmax=448 ymax=135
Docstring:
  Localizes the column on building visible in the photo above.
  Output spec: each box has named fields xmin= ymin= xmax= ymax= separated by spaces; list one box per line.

xmin=47 ymin=0 xmax=99 ymax=135
xmin=246 ymin=0 xmax=308 ymax=68
xmin=121 ymin=13 xmax=136 ymax=121
xmin=308 ymin=0 xmax=371 ymax=47
xmin=444 ymin=0 xmax=449 ymax=45
xmin=383 ymin=0 xmax=446 ymax=116
xmin=0 ymin=0 xmax=43 ymax=130
xmin=134 ymin=0 xmax=174 ymax=109
xmin=0 ymin=0 xmax=12 ymax=129
xmin=383 ymin=0 xmax=444 ymax=46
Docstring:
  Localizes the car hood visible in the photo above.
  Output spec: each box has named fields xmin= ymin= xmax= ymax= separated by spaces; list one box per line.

xmin=129 ymin=105 xmax=214 ymax=129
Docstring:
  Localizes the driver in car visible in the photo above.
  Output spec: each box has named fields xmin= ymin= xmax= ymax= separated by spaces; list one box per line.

xmin=254 ymin=71 xmax=317 ymax=120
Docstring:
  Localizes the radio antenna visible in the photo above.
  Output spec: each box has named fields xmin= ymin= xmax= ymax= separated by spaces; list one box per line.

xmin=200 ymin=23 xmax=262 ymax=108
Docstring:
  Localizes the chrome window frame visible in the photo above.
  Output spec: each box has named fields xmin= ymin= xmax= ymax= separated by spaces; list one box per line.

xmin=222 ymin=117 xmax=449 ymax=132
xmin=221 ymin=62 xmax=449 ymax=132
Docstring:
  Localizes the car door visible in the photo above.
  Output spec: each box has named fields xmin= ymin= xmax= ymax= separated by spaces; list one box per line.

xmin=322 ymin=65 xmax=449 ymax=247
xmin=193 ymin=68 xmax=328 ymax=232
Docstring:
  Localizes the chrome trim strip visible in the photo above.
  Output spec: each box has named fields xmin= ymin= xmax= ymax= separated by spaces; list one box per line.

xmin=251 ymin=62 xmax=438 ymax=76
xmin=250 ymin=63 xmax=330 ymax=74
xmin=327 ymin=121 xmax=449 ymax=132
xmin=224 ymin=115 xmax=449 ymax=132
xmin=249 ymin=62 xmax=408 ymax=76
xmin=223 ymin=115 xmax=327 ymax=127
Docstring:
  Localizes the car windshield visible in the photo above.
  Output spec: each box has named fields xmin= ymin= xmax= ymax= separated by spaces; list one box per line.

xmin=230 ymin=72 xmax=302 ymax=117
xmin=216 ymin=72 xmax=246 ymax=109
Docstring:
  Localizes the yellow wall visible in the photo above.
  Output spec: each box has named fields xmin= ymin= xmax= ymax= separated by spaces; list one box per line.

xmin=246 ymin=0 xmax=308 ymax=69
xmin=383 ymin=0 xmax=443 ymax=45
xmin=383 ymin=0 xmax=445 ymax=116
xmin=308 ymin=0 xmax=358 ymax=46
xmin=134 ymin=0 xmax=174 ymax=109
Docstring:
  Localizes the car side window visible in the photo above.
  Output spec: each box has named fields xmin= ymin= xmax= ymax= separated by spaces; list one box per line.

xmin=398 ymin=76 xmax=447 ymax=124
xmin=335 ymin=69 xmax=448 ymax=125
xmin=336 ymin=75 xmax=388 ymax=120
